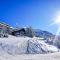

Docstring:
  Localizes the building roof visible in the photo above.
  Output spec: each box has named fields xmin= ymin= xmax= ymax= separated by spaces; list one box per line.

xmin=0 ymin=22 xmax=13 ymax=29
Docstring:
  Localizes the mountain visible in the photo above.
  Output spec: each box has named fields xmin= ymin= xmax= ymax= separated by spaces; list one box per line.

xmin=33 ymin=29 xmax=60 ymax=48
xmin=34 ymin=29 xmax=54 ymax=39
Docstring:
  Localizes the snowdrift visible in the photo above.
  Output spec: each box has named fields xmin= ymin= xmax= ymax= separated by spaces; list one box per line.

xmin=27 ymin=39 xmax=59 ymax=54
xmin=0 ymin=35 xmax=59 ymax=55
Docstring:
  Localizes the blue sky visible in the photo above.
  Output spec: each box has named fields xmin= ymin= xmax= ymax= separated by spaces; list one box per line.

xmin=0 ymin=0 xmax=60 ymax=34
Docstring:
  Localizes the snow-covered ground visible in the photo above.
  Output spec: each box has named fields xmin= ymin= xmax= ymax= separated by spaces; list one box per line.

xmin=0 ymin=35 xmax=60 ymax=60
xmin=0 ymin=52 xmax=60 ymax=60
xmin=0 ymin=35 xmax=31 ymax=54
xmin=0 ymin=35 xmax=59 ymax=54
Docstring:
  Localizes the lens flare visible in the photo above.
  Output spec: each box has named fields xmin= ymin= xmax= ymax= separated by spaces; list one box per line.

xmin=51 ymin=11 xmax=60 ymax=40
xmin=53 ymin=16 xmax=60 ymax=26
xmin=49 ymin=11 xmax=60 ymax=36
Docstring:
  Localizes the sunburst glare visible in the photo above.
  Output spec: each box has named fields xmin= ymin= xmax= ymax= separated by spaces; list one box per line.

xmin=50 ymin=11 xmax=60 ymax=40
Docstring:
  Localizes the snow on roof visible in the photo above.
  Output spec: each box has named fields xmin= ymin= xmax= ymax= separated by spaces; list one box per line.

xmin=0 ymin=22 xmax=13 ymax=29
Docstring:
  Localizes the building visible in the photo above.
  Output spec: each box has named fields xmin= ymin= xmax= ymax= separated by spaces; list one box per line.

xmin=0 ymin=22 xmax=26 ymax=37
xmin=0 ymin=22 xmax=34 ymax=37
xmin=11 ymin=28 xmax=26 ymax=36
xmin=0 ymin=22 xmax=12 ymax=37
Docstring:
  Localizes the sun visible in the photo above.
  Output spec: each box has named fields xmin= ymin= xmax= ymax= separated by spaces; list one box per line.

xmin=53 ymin=15 xmax=60 ymax=25
xmin=52 ymin=11 xmax=60 ymax=27
xmin=54 ymin=11 xmax=60 ymax=35
xmin=51 ymin=11 xmax=60 ymax=40
xmin=49 ymin=11 xmax=60 ymax=36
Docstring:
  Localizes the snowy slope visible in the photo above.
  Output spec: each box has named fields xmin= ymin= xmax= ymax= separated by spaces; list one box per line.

xmin=0 ymin=35 xmax=31 ymax=55
xmin=28 ymin=39 xmax=59 ymax=54
xmin=0 ymin=35 xmax=59 ymax=55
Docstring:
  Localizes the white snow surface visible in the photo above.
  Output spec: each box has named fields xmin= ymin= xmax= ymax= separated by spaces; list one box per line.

xmin=0 ymin=35 xmax=59 ymax=55
xmin=0 ymin=35 xmax=30 ymax=55
xmin=0 ymin=35 xmax=60 ymax=60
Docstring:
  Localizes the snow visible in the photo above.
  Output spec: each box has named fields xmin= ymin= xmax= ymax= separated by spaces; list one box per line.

xmin=0 ymin=52 xmax=60 ymax=60
xmin=0 ymin=35 xmax=59 ymax=55
xmin=0 ymin=35 xmax=31 ymax=54
xmin=38 ymin=41 xmax=59 ymax=52
xmin=0 ymin=35 xmax=59 ymax=60
xmin=28 ymin=39 xmax=59 ymax=54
